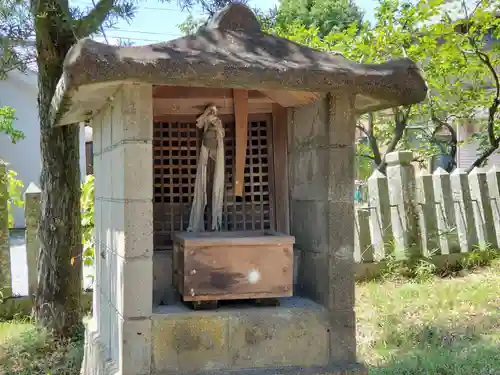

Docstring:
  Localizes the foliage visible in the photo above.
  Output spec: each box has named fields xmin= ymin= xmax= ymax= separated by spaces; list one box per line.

xmin=80 ymin=175 xmax=95 ymax=268
xmin=275 ymin=0 xmax=363 ymax=37
xmin=0 ymin=107 xmax=24 ymax=144
xmin=5 ymin=169 xmax=24 ymax=228
xmin=0 ymin=106 xmax=25 ymax=228
xmin=0 ymin=319 xmax=84 ymax=375
xmin=271 ymin=0 xmax=500 ymax=175
xmin=375 ymin=245 xmax=500 ymax=282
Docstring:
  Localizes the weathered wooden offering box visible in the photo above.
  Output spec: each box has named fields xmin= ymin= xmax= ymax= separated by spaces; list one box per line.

xmin=50 ymin=3 xmax=427 ymax=375
xmin=173 ymin=231 xmax=294 ymax=304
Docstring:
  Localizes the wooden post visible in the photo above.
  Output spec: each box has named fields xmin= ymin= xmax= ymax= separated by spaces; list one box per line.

xmin=233 ymin=89 xmax=249 ymax=197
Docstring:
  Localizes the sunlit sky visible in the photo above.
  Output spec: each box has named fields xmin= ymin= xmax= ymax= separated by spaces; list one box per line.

xmin=69 ymin=0 xmax=379 ymax=45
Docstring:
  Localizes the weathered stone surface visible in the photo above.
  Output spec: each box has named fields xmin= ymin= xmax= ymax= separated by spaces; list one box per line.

xmin=52 ymin=4 xmax=427 ymax=127
xmin=386 ymin=151 xmax=418 ymax=259
xmin=433 ymin=168 xmax=459 ymax=254
xmin=0 ymin=161 xmax=12 ymax=298
xmin=122 ymin=318 xmax=153 ymax=375
xmin=112 ymin=83 xmax=154 ymax=143
xmin=367 ymin=170 xmax=391 ymax=261
xmin=450 ymin=169 xmax=478 ymax=253
xmin=469 ymin=167 xmax=497 ymax=248
xmin=290 ymin=201 xmax=329 ymax=254
xmin=24 ymin=182 xmax=41 ymax=297
xmin=354 ymin=207 xmax=373 ymax=263
xmin=415 ymin=171 xmax=438 ymax=257
xmin=152 ymin=314 xmax=229 ymax=373
xmin=117 ymin=256 xmax=153 ymax=318
xmin=151 ymin=298 xmax=331 ymax=373
xmin=228 ymin=308 xmax=329 ymax=368
xmin=487 ymin=165 xmax=500 ymax=247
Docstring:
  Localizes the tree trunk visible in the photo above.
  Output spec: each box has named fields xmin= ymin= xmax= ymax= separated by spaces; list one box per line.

xmin=32 ymin=14 xmax=82 ymax=336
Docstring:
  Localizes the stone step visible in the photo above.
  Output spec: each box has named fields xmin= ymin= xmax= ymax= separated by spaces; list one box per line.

xmin=153 ymin=363 xmax=368 ymax=375
xmin=151 ymin=297 xmax=334 ymax=374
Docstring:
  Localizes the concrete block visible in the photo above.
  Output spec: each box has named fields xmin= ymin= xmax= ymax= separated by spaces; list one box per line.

xmin=327 ymin=93 xmax=356 ymax=146
xmin=326 ymin=309 xmax=357 ymax=363
xmin=117 ymin=83 xmax=154 ymax=142
xmin=121 ymin=318 xmax=152 ymax=375
xmin=228 ymin=307 xmax=329 ymax=369
xmin=289 ymin=148 xmax=328 ymax=201
xmin=327 ymin=148 xmax=355 ymax=202
xmin=290 ymin=97 xmax=328 ymax=148
xmin=118 ymin=257 xmax=153 ymax=318
xmin=297 ymin=251 xmax=330 ymax=307
xmin=113 ymin=142 xmax=153 ymax=201
xmin=151 ymin=298 xmax=334 ymax=374
xmin=113 ymin=201 xmax=153 ymax=259
xmin=152 ymin=315 xmax=230 ymax=373
xmin=290 ymin=200 xmax=329 ymax=254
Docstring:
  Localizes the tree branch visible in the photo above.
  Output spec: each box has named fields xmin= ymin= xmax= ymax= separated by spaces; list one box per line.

xmin=366 ymin=112 xmax=383 ymax=167
xmin=74 ymin=0 xmax=115 ymax=38
xmin=460 ymin=0 xmax=500 ymax=172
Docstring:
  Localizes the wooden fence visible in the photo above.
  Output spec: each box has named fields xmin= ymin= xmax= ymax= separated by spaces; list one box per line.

xmin=355 ymin=150 xmax=500 ymax=268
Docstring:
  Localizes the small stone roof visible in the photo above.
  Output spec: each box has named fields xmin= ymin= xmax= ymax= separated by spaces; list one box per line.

xmin=50 ymin=3 xmax=428 ymax=126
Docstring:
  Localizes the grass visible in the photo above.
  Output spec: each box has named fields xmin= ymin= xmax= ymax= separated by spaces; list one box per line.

xmin=0 ymin=318 xmax=84 ymax=375
xmin=0 ymin=260 xmax=499 ymax=375
xmin=357 ymin=258 xmax=500 ymax=375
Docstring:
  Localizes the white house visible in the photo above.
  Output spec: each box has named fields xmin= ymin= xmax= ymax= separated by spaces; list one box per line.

xmin=0 ymin=68 xmax=89 ymax=228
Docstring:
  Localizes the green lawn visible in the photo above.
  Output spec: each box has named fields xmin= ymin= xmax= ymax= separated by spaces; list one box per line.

xmin=1 ymin=261 xmax=499 ymax=375
xmin=357 ymin=259 xmax=500 ymax=375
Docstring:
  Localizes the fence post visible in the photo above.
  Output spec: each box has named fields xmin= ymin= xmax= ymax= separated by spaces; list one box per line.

xmin=451 ymin=168 xmax=478 ymax=253
xmin=0 ymin=161 xmax=12 ymax=298
xmin=385 ymin=151 xmax=418 ymax=259
xmin=24 ymin=182 xmax=41 ymax=298
xmin=415 ymin=171 xmax=438 ymax=257
xmin=433 ymin=167 xmax=459 ymax=254
xmin=355 ymin=206 xmax=373 ymax=263
xmin=487 ymin=165 xmax=500 ymax=248
xmin=469 ymin=167 xmax=497 ymax=249
xmin=367 ymin=170 xmax=391 ymax=260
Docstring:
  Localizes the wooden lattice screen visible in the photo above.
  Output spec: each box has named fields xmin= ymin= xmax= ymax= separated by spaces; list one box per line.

xmin=153 ymin=114 xmax=275 ymax=251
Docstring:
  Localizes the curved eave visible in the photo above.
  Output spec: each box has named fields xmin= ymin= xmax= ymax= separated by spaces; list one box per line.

xmin=50 ymin=36 xmax=427 ymax=127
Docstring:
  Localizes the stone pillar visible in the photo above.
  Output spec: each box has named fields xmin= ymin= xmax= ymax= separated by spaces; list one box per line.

xmin=24 ymin=182 xmax=41 ymax=298
xmin=385 ymin=151 xmax=418 ymax=259
xmin=110 ymin=83 xmax=154 ymax=375
xmin=367 ymin=170 xmax=391 ymax=260
xmin=291 ymin=93 xmax=357 ymax=363
xmin=433 ymin=167 xmax=459 ymax=254
xmin=355 ymin=206 xmax=373 ymax=263
xmin=487 ymin=166 xmax=500 ymax=247
xmin=0 ymin=161 xmax=12 ymax=298
xmin=469 ymin=167 xmax=497 ymax=248
xmin=450 ymin=169 xmax=477 ymax=252
xmin=415 ymin=171 xmax=438 ymax=257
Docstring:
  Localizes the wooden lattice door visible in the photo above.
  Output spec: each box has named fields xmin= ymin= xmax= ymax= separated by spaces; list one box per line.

xmin=153 ymin=114 xmax=275 ymax=251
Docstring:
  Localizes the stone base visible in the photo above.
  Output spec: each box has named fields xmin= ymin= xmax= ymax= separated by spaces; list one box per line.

xmin=81 ymin=298 xmax=364 ymax=375
xmin=151 ymin=297 xmax=358 ymax=374
xmin=152 ymin=364 xmax=367 ymax=375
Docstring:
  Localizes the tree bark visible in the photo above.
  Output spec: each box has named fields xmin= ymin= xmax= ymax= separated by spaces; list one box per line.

xmin=32 ymin=2 xmax=82 ymax=337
